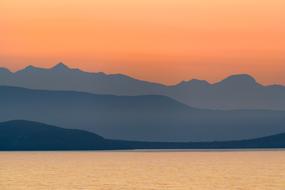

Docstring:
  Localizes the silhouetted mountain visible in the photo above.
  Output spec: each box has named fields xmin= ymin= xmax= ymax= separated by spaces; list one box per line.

xmin=1 ymin=120 xmax=285 ymax=150
xmin=1 ymin=86 xmax=285 ymax=142
xmin=0 ymin=68 xmax=11 ymax=75
xmin=0 ymin=68 xmax=12 ymax=83
xmin=0 ymin=120 xmax=117 ymax=150
xmin=0 ymin=63 xmax=285 ymax=110
xmin=51 ymin=62 xmax=70 ymax=71
xmin=218 ymin=74 xmax=257 ymax=87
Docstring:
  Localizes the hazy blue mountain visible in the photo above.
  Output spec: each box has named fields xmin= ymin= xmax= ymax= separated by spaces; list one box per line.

xmin=0 ymin=63 xmax=285 ymax=110
xmin=0 ymin=86 xmax=285 ymax=142
xmin=2 ymin=63 xmax=167 ymax=96
xmin=2 ymin=120 xmax=285 ymax=150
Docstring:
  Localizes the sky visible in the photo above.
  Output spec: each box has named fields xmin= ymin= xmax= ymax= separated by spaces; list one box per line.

xmin=1 ymin=0 xmax=285 ymax=85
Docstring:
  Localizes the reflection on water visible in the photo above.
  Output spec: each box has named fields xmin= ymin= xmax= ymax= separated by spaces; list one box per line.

xmin=0 ymin=151 xmax=285 ymax=190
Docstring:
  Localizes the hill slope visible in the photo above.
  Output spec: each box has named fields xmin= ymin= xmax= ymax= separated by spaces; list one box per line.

xmin=1 ymin=120 xmax=285 ymax=150
xmin=0 ymin=86 xmax=285 ymax=142
xmin=0 ymin=120 xmax=117 ymax=150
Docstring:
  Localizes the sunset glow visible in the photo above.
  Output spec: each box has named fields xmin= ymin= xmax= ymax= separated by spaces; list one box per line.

xmin=1 ymin=0 xmax=285 ymax=84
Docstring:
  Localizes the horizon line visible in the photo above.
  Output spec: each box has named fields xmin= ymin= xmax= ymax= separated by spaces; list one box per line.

xmin=1 ymin=62 xmax=284 ymax=87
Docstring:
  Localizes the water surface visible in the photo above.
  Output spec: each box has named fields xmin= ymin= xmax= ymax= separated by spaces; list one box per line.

xmin=0 ymin=151 xmax=285 ymax=190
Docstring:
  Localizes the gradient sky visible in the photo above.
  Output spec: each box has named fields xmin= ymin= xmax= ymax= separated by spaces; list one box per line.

xmin=1 ymin=0 xmax=285 ymax=85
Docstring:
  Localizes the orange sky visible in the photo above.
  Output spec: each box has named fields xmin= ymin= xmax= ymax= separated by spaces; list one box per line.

xmin=1 ymin=0 xmax=285 ymax=85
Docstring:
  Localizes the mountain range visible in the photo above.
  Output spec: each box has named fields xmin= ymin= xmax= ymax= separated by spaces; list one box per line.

xmin=1 ymin=85 xmax=285 ymax=142
xmin=2 ymin=120 xmax=285 ymax=150
xmin=1 ymin=63 xmax=285 ymax=110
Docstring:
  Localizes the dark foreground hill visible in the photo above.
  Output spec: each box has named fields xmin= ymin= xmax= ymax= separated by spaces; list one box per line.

xmin=0 ymin=120 xmax=125 ymax=150
xmin=1 ymin=120 xmax=285 ymax=151
xmin=1 ymin=86 xmax=285 ymax=142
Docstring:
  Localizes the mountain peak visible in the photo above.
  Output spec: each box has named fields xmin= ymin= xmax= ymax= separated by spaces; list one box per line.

xmin=218 ymin=74 xmax=257 ymax=86
xmin=25 ymin=65 xmax=37 ymax=70
xmin=17 ymin=65 xmax=43 ymax=73
xmin=0 ymin=67 xmax=11 ymax=74
xmin=189 ymin=79 xmax=210 ymax=85
xmin=51 ymin=62 xmax=70 ymax=71
xmin=176 ymin=79 xmax=209 ymax=87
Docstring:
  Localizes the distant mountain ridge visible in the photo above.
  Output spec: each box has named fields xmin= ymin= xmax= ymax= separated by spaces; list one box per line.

xmin=1 ymin=63 xmax=285 ymax=110
xmin=1 ymin=85 xmax=285 ymax=142
xmin=2 ymin=120 xmax=285 ymax=150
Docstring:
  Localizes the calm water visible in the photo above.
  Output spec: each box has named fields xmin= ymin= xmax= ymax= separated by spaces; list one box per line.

xmin=0 ymin=151 xmax=285 ymax=190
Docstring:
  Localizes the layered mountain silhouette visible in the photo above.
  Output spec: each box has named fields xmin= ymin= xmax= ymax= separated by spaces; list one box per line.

xmin=1 ymin=86 xmax=285 ymax=142
xmin=0 ymin=120 xmax=115 ymax=150
xmin=1 ymin=120 xmax=285 ymax=150
xmin=1 ymin=63 xmax=285 ymax=110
